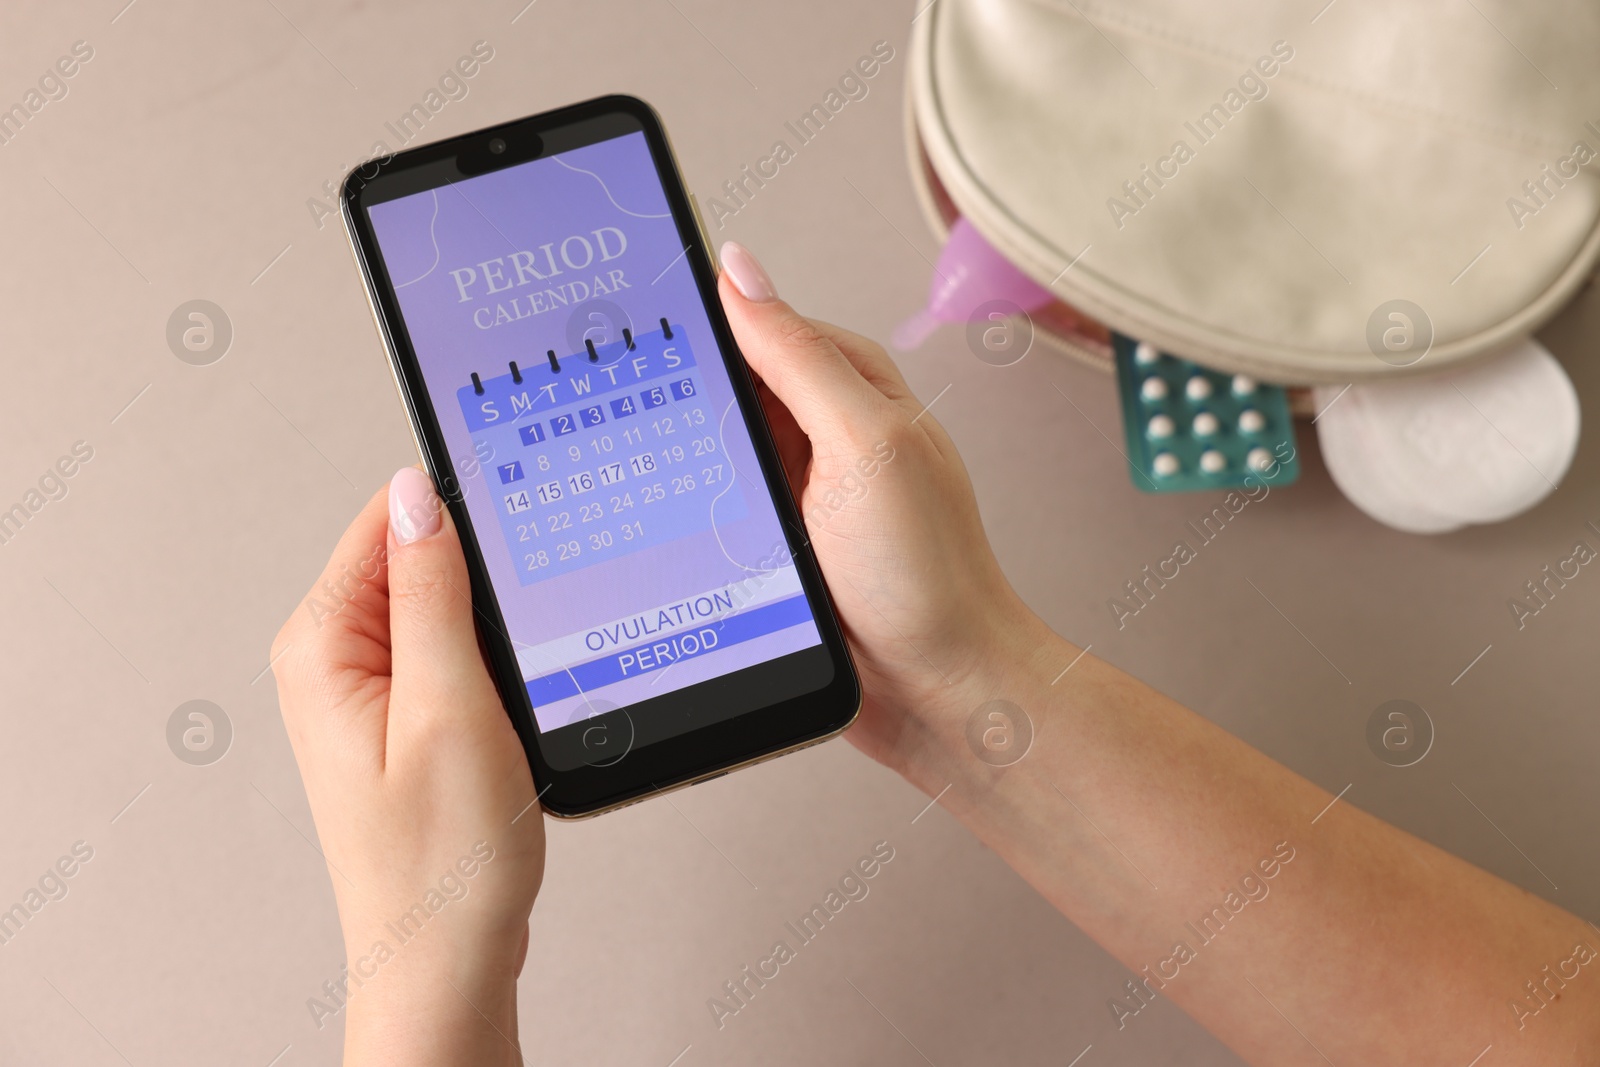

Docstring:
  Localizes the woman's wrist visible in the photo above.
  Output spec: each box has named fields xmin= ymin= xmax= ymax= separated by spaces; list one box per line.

xmin=337 ymin=911 xmax=524 ymax=1067
xmin=343 ymin=960 xmax=520 ymax=1067
xmin=874 ymin=596 xmax=1074 ymax=796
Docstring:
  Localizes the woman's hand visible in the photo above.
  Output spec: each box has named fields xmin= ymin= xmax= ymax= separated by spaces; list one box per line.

xmin=717 ymin=242 xmax=1053 ymax=788
xmin=272 ymin=470 xmax=544 ymax=1067
xmin=721 ymin=243 xmax=1600 ymax=1066
xmin=266 ymin=242 xmax=1600 ymax=1067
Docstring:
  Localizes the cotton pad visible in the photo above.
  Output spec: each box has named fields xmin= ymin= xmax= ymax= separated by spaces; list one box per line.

xmin=1315 ymin=339 xmax=1580 ymax=533
xmin=1314 ymin=385 xmax=1466 ymax=535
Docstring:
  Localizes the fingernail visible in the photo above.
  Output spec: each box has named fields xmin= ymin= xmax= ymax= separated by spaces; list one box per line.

xmin=720 ymin=241 xmax=778 ymax=303
xmin=390 ymin=467 xmax=442 ymax=545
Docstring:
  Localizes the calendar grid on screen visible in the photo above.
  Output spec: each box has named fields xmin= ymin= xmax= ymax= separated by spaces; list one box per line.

xmin=456 ymin=322 xmax=748 ymax=586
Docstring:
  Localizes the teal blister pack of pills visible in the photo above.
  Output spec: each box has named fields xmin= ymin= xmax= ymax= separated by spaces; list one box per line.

xmin=1112 ymin=333 xmax=1299 ymax=493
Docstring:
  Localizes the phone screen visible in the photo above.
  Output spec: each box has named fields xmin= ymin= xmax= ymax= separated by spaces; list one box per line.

xmin=363 ymin=128 xmax=826 ymax=763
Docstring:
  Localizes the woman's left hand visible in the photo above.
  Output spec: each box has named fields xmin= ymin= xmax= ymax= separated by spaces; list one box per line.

xmin=272 ymin=468 xmax=545 ymax=1067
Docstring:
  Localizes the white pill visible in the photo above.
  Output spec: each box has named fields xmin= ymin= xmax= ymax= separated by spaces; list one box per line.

xmin=1186 ymin=376 xmax=1213 ymax=400
xmin=1192 ymin=411 xmax=1220 ymax=436
xmin=1247 ymin=447 xmax=1274 ymax=471
xmin=1134 ymin=341 xmax=1160 ymax=365
xmin=1238 ymin=408 xmax=1266 ymax=433
xmin=1200 ymin=449 xmax=1226 ymax=473
xmin=1152 ymin=452 xmax=1180 ymax=476
xmin=1141 ymin=377 xmax=1169 ymax=401
xmin=1147 ymin=414 xmax=1175 ymax=438
xmin=1233 ymin=375 xmax=1258 ymax=395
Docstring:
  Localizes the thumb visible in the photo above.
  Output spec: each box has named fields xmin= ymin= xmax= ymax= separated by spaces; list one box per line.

xmin=385 ymin=466 xmax=493 ymax=713
xmin=718 ymin=241 xmax=889 ymax=444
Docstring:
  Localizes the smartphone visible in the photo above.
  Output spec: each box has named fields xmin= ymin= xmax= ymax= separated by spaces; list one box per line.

xmin=341 ymin=95 xmax=861 ymax=818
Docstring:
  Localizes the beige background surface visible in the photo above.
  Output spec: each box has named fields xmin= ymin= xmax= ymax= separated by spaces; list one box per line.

xmin=1 ymin=2 xmax=1597 ymax=1065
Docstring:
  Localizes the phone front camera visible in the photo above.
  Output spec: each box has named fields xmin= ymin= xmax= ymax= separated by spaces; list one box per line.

xmin=489 ymin=138 xmax=507 ymax=154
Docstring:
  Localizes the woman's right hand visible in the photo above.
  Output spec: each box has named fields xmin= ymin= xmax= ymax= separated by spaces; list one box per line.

xmin=716 ymin=242 xmax=1057 ymax=786
xmin=720 ymin=242 xmax=1600 ymax=1067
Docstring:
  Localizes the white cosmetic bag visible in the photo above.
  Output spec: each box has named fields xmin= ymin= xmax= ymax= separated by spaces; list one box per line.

xmin=904 ymin=0 xmax=1595 ymax=529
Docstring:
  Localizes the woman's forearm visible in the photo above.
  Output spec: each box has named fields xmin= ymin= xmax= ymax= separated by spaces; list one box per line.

xmin=344 ymin=965 xmax=521 ymax=1067
xmin=893 ymin=610 xmax=1599 ymax=1065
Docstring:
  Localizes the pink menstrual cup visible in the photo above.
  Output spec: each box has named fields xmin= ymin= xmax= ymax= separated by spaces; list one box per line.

xmin=893 ymin=217 xmax=1056 ymax=350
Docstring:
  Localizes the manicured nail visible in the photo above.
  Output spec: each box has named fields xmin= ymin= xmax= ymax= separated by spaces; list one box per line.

xmin=390 ymin=467 xmax=442 ymax=545
xmin=720 ymin=241 xmax=778 ymax=302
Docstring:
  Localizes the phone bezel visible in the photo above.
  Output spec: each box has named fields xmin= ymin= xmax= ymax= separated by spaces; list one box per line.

xmin=341 ymin=95 xmax=860 ymax=818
